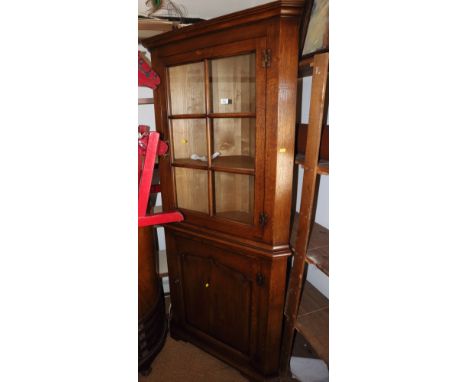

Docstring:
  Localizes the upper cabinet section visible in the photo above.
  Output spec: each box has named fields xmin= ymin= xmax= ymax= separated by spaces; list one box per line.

xmin=143 ymin=0 xmax=303 ymax=245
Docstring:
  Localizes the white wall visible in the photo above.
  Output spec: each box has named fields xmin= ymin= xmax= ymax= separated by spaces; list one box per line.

xmin=138 ymin=0 xmax=272 ymax=20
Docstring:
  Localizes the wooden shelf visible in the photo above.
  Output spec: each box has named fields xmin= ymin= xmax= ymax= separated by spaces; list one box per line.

xmin=290 ymin=212 xmax=329 ymax=276
xmin=294 ymin=155 xmax=329 ymax=175
xmin=172 ymin=158 xmax=208 ymax=170
xmin=295 ymin=123 xmax=329 ymax=165
xmin=139 ymin=98 xmax=154 ymax=105
xmin=172 ymin=156 xmax=254 ymax=174
xmin=317 ymin=161 xmax=329 ymax=175
xmin=211 ymin=155 xmax=255 ymax=175
xmin=296 ymin=281 xmax=329 ymax=366
xmin=138 ymin=19 xmax=186 ymax=40
xmin=294 ymin=153 xmax=305 ymax=165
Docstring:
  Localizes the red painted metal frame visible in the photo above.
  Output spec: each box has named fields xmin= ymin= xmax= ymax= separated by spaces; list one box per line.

xmin=138 ymin=52 xmax=183 ymax=228
xmin=139 ymin=211 xmax=183 ymax=227
xmin=138 ymin=129 xmax=183 ymax=228
xmin=138 ymin=131 xmax=159 ymax=217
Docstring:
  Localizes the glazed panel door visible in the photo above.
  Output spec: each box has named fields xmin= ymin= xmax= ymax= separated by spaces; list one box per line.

xmin=166 ymin=38 xmax=267 ymax=240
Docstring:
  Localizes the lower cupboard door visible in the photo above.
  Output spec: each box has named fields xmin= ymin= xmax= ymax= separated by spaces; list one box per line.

xmin=180 ymin=253 xmax=212 ymax=335
xmin=180 ymin=250 xmax=255 ymax=357
xmin=209 ymin=260 xmax=253 ymax=355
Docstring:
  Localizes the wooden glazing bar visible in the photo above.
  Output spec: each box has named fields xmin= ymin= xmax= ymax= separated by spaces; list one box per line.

xmin=208 ymin=112 xmax=256 ymax=118
xmin=168 ymin=113 xmax=256 ymax=119
xmin=168 ymin=114 xmax=206 ymax=119
xmin=171 ymin=161 xmax=208 ymax=170
xmin=164 ymin=64 xmax=179 ymax=208
xmin=204 ymin=59 xmax=214 ymax=216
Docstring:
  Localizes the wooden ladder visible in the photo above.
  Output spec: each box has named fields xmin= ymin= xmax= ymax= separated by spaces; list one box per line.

xmin=279 ymin=51 xmax=329 ymax=377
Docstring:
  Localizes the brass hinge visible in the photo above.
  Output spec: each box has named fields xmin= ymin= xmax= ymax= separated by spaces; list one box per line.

xmin=262 ymin=49 xmax=271 ymax=68
xmin=259 ymin=212 xmax=268 ymax=227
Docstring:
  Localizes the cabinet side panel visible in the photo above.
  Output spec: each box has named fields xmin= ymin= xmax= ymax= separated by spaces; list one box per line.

xmin=265 ymin=17 xmax=300 ymax=246
xmin=261 ymin=255 xmax=289 ymax=374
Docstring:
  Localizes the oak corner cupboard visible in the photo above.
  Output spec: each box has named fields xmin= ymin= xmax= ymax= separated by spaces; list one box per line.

xmin=142 ymin=1 xmax=303 ymax=379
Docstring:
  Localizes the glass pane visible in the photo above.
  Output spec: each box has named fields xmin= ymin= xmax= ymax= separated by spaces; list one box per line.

xmin=212 ymin=118 xmax=255 ymax=171
xmin=209 ymin=53 xmax=255 ymax=114
xmin=215 ymin=172 xmax=254 ymax=224
xmin=175 ymin=167 xmax=208 ymax=213
xmin=172 ymin=119 xmax=207 ymax=163
xmin=169 ymin=62 xmax=206 ymax=115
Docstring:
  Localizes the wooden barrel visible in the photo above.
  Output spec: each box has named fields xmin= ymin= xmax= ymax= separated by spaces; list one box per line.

xmin=138 ymin=226 xmax=167 ymax=375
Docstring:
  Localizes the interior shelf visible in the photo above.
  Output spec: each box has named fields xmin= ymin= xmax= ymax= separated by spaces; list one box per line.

xmin=317 ymin=161 xmax=329 ymax=175
xmin=296 ymin=281 xmax=329 ymax=366
xmin=211 ymin=155 xmax=255 ymax=174
xmin=294 ymin=154 xmax=329 ymax=175
xmin=172 ymin=158 xmax=209 ymax=170
xmin=172 ymin=156 xmax=254 ymax=174
xmin=290 ymin=212 xmax=329 ymax=276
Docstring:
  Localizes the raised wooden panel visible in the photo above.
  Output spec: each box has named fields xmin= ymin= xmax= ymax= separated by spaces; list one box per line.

xmin=209 ymin=53 xmax=256 ymax=114
xmin=180 ymin=253 xmax=212 ymax=334
xmin=169 ymin=61 xmax=206 ymax=115
xmin=174 ymin=235 xmax=258 ymax=358
xmin=210 ymin=260 xmax=252 ymax=355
